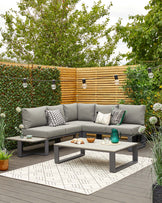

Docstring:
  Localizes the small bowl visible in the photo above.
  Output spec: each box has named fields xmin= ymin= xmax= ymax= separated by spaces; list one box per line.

xmin=87 ymin=137 xmax=95 ymax=143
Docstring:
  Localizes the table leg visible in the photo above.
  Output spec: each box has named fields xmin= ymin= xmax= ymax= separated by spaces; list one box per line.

xmin=54 ymin=145 xmax=60 ymax=164
xmin=44 ymin=140 xmax=49 ymax=155
xmin=132 ymin=145 xmax=138 ymax=162
xmin=17 ymin=141 xmax=23 ymax=157
xmin=109 ymin=152 xmax=116 ymax=172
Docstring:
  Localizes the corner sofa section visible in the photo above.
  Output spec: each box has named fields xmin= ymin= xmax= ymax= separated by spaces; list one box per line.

xmin=22 ymin=103 xmax=146 ymax=155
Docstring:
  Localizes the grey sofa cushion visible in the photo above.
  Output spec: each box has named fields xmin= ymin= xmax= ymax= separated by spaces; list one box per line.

xmin=106 ymin=124 xmax=142 ymax=136
xmin=63 ymin=103 xmax=78 ymax=122
xmin=119 ymin=104 xmax=146 ymax=125
xmin=95 ymin=104 xmax=118 ymax=120
xmin=81 ymin=121 xmax=109 ymax=133
xmin=22 ymin=106 xmax=47 ymax=129
xmin=23 ymin=126 xmax=66 ymax=138
xmin=78 ymin=103 xmax=95 ymax=121
xmin=95 ymin=104 xmax=118 ymax=114
xmin=64 ymin=122 xmax=82 ymax=134
xmin=47 ymin=104 xmax=65 ymax=118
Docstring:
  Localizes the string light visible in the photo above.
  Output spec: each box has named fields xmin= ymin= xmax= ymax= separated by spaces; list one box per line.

xmin=82 ymin=79 xmax=87 ymax=89
xmin=23 ymin=78 xmax=28 ymax=88
xmin=51 ymin=79 xmax=56 ymax=90
xmin=114 ymin=75 xmax=119 ymax=85
xmin=148 ymin=67 xmax=154 ymax=78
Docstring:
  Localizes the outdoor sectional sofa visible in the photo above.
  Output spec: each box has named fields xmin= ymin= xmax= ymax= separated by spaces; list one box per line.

xmin=22 ymin=103 xmax=146 ymax=155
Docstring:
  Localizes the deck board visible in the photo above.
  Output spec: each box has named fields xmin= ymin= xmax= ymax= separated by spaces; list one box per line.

xmin=0 ymin=142 xmax=152 ymax=203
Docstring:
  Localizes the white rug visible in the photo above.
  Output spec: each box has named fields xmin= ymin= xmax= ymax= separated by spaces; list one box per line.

xmin=0 ymin=151 xmax=152 ymax=195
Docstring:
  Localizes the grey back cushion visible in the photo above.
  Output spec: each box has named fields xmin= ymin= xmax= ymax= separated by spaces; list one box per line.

xmin=119 ymin=104 xmax=146 ymax=125
xmin=22 ymin=106 xmax=47 ymax=128
xmin=47 ymin=104 xmax=65 ymax=119
xmin=78 ymin=103 xmax=95 ymax=121
xmin=95 ymin=104 xmax=118 ymax=114
xmin=63 ymin=103 xmax=78 ymax=122
xmin=95 ymin=104 xmax=118 ymax=119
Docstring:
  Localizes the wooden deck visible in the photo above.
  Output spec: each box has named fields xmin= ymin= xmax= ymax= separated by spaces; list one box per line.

xmin=0 ymin=139 xmax=153 ymax=203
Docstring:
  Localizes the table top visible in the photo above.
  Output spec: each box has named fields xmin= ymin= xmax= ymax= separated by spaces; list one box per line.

xmin=7 ymin=136 xmax=46 ymax=143
xmin=54 ymin=138 xmax=138 ymax=153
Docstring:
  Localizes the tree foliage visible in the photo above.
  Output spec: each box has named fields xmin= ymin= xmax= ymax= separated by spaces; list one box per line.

xmin=116 ymin=0 xmax=162 ymax=66
xmin=0 ymin=0 xmax=120 ymax=67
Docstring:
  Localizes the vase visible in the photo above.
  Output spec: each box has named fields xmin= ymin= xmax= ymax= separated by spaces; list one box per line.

xmin=153 ymin=183 xmax=162 ymax=203
xmin=0 ymin=159 xmax=9 ymax=171
xmin=111 ymin=128 xmax=120 ymax=143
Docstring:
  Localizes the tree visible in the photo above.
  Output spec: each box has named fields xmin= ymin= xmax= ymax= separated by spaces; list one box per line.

xmin=0 ymin=0 xmax=120 ymax=67
xmin=116 ymin=0 xmax=162 ymax=66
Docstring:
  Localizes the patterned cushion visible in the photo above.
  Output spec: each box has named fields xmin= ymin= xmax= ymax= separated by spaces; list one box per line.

xmin=111 ymin=108 xmax=126 ymax=125
xmin=95 ymin=112 xmax=111 ymax=125
xmin=46 ymin=109 xmax=66 ymax=127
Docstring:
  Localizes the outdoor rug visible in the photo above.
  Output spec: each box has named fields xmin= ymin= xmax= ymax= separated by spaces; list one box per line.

xmin=0 ymin=151 xmax=152 ymax=195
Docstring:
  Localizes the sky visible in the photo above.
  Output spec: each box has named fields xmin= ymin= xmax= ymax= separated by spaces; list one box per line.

xmin=0 ymin=0 xmax=150 ymax=65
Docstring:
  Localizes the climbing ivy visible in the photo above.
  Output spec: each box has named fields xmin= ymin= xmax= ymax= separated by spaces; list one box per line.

xmin=0 ymin=64 xmax=61 ymax=150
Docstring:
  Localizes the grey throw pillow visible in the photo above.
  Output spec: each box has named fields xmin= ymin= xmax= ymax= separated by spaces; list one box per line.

xmin=46 ymin=109 xmax=66 ymax=127
xmin=111 ymin=108 xmax=126 ymax=125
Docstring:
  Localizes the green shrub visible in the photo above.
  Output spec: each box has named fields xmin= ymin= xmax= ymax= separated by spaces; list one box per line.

xmin=121 ymin=65 xmax=162 ymax=134
xmin=0 ymin=64 xmax=61 ymax=150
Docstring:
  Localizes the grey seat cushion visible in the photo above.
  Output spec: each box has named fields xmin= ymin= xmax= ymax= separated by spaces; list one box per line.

xmin=107 ymin=124 xmax=142 ymax=136
xmin=47 ymin=104 xmax=65 ymax=118
xmin=23 ymin=126 xmax=66 ymax=138
xmin=22 ymin=106 xmax=47 ymax=129
xmin=81 ymin=121 xmax=109 ymax=133
xmin=63 ymin=103 xmax=78 ymax=122
xmin=78 ymin=103 xmax=95 ymax=121
xmin=64 ymin=121 xmax=82 ymax=134
xmin=119 ymin=104 xmax=146 ymax=125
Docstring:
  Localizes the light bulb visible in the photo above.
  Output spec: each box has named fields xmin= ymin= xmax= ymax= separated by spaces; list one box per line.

xmin=114 ymin=75 xmax=119 ymax=85
xmin=82 ymin=79 xmax=87 ymax=89
xmin=148 ymin=67 xmax=154 ymax=78
xmin=23 ymin=78 xmax=28 ymax=88
xmin=51 ymin=80 xmax=56 ymax=90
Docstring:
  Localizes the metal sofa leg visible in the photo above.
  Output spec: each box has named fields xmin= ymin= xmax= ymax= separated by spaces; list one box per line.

xmin=96 ymin=134 xmax=102 ymax=139
xmin=55 ymin=138 xmax=61 ymax=143
xmin=79 ymin=132 xmax=86 ymax=138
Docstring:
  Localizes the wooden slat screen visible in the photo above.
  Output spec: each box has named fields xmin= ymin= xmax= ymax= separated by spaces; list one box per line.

xmin=76 ymin=66 xmax=131 ymax=104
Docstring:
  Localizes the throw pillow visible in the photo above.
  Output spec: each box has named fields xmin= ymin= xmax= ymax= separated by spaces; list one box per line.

xmin=95 ymin=112 xmax=111 ymax=125
xmin=46 ymin=109 xmax=66 ymax=127
xmin=111 ymin=108 xmax=126 ymax=125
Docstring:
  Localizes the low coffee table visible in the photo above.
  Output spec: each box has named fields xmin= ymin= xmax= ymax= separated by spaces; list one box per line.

xmin=7 ymin=136 xmax=48 ymax=157
xmin=54 ymin=138 xmax=138 ymax=173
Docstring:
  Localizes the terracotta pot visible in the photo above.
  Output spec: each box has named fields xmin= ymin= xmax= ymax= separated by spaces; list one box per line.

xmin=0 ymin=159 xmax=9 ymax=171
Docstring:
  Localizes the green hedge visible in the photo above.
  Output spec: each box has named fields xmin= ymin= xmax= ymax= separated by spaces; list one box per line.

xmin=0 ymin=64 xmax=61 ymax=150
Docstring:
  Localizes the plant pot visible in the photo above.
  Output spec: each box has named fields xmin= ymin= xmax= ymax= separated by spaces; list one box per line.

xmin=0 ymin=159 xmax=9 ymax=171
xmin=153 ymin=183 xmax=162 ymax=203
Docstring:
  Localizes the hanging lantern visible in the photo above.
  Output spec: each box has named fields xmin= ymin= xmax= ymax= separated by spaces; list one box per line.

xmin=51 ymin=79 xmax=56 ymax=90
xmin=82 ymin=79 xmax=87 ymax=89
xmin=148 ymin=67 xmax=154 ymax=78
xmin=23 ymin=78 xmax=28 ymax=88
xmin=114 ymin=75 xmax=119 ymax=85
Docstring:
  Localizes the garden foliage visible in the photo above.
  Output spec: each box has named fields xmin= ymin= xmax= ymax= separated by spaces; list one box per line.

xmin=0 ymin=0 xmax=120 ymax=67
xmin=121 ymin=65 xmax=162 ymax=131
xmin=0 ymin=64 xmax=61 ymax=150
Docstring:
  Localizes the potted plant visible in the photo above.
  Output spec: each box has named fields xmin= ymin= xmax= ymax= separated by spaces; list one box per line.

xmin=138 ymin=103 xmax=162 ymax=203
xmin=0 ymin=151 xmax=12 ymax=171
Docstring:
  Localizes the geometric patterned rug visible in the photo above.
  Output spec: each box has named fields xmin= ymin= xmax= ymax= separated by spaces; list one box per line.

xmin=0 ymin=151 xmax=152 ymax=195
